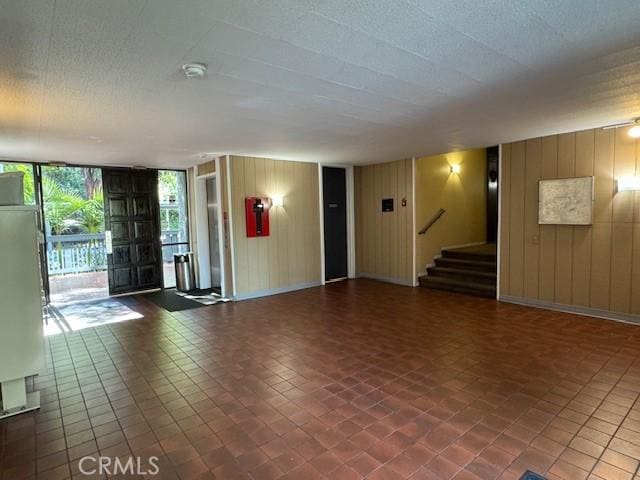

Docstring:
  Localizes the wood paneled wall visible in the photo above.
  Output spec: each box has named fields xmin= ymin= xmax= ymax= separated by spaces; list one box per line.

xmin=500 ymin=127 xmax=640 ymax=316
xmin=229 ymin=155 xmax=321 ymax=297
xmin=197 ymin=160 xmax=216 ymax=176
xmin=354 ymin=159 xmax=414 ymax=285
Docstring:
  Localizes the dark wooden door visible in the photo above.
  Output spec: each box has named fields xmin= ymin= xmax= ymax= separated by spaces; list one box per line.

xmin=103 ymin=169 xmax=162 ymax=295
xmin=323 ymin=167 xmax=348 ymax=281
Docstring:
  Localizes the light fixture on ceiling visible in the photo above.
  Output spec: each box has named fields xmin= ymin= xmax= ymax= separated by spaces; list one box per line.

xmin=602 ymin=118 xmax=640 ymax=138
xmin=182 ymin=62 xmax=207 ymax=79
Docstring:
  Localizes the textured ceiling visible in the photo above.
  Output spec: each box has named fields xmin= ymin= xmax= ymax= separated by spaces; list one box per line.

xmin=2 ymin=0 xmax=640 ymax=167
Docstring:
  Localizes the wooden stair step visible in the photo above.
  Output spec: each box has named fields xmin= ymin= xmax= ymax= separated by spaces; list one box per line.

xmin=419 ymin=275 xmax=496 ymax=298
xmin=441 ymin=244 xmax=497 ymax=262
xmin=426 ymin=266 xmax=496 ymax=285
xmin=434 ymin=257 xmax=496 ymax=272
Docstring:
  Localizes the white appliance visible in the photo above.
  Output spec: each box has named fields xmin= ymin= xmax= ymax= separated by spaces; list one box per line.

xmin=0 ymin=205 xmax=45 ymax=418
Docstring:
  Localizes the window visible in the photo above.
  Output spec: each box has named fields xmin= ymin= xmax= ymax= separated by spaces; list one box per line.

xmin=0 ymin=162 xmax=36 ymax=204
xmin=158 ymin=170 xmax=189 ymax=288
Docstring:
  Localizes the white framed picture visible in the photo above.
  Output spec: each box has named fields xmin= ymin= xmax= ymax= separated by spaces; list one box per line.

xmin=538 ymin=176 xmax=594 ymax=225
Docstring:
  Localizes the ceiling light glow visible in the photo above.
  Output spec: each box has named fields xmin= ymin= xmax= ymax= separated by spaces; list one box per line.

xmin=629 ymin=125 xmax=640 ymax=138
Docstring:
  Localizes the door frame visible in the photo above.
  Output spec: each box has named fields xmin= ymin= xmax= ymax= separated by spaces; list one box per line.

xmin=193 ymin=163 xmax=227 ymax=298
xmin=33 ymin=164 xmax=51 ymax=303
xmin=318 ymin=163 xmax=356 ymax=285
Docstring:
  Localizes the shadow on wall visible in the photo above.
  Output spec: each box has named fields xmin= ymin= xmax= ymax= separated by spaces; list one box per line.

xmin=415 ymin=148 xmax=487 ymax=276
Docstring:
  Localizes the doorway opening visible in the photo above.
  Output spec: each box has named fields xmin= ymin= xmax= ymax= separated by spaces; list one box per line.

xmin=158 ymin=170 xmax=190 ymax=288
xmin=41 ymin=165 xmax=109 ymax=305
xmin=193 ymin=165 xmax=228 ymax=298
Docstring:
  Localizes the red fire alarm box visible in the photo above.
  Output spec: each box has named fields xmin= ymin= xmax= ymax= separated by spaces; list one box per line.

xmin=245 ymin=197 xmax=270 ymax=237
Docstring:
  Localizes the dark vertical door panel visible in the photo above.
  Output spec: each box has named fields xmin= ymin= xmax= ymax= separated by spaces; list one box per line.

xmin=103 ymin=169 xmax=162 ymax=295
xmin=323 ymin=167 xmax=348 ymax=281
xmin=486 ymin=146 xmax=499 ymax=243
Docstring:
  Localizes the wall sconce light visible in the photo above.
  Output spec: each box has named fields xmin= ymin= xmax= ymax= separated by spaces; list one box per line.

xmin=629 ymin=126 xmax=640 ymax=138
xmin=450 ymin=164 xmax=461 ymax=174
xmin=271 ymin=194 xmax=284 ymax=207
xmin=617 ymin=176 xmax=640 ymax=192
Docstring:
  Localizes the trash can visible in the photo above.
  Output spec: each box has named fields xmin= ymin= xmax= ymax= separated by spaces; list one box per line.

xmin=174 ymin=252 xmax=196 ymax=292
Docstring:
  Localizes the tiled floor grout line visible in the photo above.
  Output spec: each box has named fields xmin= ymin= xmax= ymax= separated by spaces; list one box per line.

xmin=80 ymin=308 xmax=240 ymax=466
xmin=43 ymin=334 xmax=80 ymax=479
xmin=34 ymin=335 xmax=62 ymax=480
xmin=539 ymin=353 xmax=639 ymax=479
xmin=585 ymin=372 xmax=640 ymax=479
xmin=508 ymin=342 xmax=639 ymax=479
xmin=73 ymin=326 xmax=152 ymax=463
xmin=80 ymin=322 xmax=182 ymax=457
xmin=446 ymin=335 xmax=635 ymax=479
xmin=6 ymin=282 xmax=640 ymax=480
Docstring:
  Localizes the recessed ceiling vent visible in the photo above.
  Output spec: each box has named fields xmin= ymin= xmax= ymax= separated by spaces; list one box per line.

xmin=182 ymin=62 xmax=207 ymax=79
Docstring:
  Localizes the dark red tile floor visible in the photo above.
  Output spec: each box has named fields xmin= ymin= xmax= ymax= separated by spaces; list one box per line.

xmin=3 ymin=279 xmax=640 ymax=480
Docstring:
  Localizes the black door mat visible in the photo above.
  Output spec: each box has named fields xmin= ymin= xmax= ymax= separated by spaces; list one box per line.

xmin=520 ymin=472 xmax=546 ymax=480
xmin=143 ymin=289 xmax=206 ymax=312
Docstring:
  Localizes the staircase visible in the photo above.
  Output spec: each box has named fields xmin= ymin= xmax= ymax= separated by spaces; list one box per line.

xmin=419 ymin=244 xmax=497 ymax=298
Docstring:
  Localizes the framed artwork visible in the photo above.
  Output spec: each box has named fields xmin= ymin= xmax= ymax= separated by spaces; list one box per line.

xmin=538 ymin=176 xmax=594 ymax=225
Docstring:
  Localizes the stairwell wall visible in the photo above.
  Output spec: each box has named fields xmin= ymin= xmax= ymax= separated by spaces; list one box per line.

xmin=415 ymin=149 xmax=487 ymax=276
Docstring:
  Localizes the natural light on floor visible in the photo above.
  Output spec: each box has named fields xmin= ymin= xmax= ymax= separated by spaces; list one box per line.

xmin=44 ymin=299 xmax=143 ymax=336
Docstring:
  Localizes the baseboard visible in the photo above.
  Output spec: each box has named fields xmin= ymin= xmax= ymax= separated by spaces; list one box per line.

xmin=499 ymin=295 xmax=640 ymax=325
xmin=357 ymin=272 xmax=415 ymax=287
xmin=234 ymin=281 xmax=322 ymax=301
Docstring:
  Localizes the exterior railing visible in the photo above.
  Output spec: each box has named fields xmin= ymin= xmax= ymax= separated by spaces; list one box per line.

xmin=47 ymin=234 xmax=107 ymax=275
xmin=47 ymin=230 xmax=184 ymax=276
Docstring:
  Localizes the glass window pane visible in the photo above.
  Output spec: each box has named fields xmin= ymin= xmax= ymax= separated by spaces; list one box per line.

xmin=0 ymin=162 xmax=36 ymax=204
xmin=162 ymin=244 xmax=190 ymax=289
xmin=159 ymin=170 xmax=188 ymax=245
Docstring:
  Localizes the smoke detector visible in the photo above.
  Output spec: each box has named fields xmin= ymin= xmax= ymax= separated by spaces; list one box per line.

xmin=182 ymin=62 xmax=207 ymax=79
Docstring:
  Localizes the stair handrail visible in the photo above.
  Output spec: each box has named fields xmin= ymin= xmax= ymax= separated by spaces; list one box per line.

xmin=418 ymin=208 xmax=445 ymax=235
